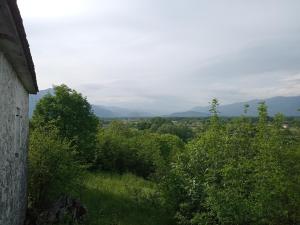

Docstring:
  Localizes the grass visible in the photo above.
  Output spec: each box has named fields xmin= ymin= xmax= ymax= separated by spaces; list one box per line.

xmin=80 ymin=172 xmax=173 ymax=225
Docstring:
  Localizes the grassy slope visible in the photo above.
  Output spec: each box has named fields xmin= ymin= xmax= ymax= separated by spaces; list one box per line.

xmin=81 ymin=172 xmax=172 ymax=225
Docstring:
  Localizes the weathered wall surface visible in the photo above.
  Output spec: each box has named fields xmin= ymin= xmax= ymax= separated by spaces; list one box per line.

xmin=0 ymin=52 xmax=29 ymax=225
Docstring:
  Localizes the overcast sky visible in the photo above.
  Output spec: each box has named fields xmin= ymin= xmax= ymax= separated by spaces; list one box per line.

xmin=19 ymin=0 xmax=300 ymax=113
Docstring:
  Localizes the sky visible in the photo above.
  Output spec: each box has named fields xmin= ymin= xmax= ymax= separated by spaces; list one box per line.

xmin=19 ymin=0 xmax=300 ymax=114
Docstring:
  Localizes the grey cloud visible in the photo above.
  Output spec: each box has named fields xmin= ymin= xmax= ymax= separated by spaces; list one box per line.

xmin=19 ymin=0 xmax=300 ymax=113
xmin=191 ymin=35 xmax=300 ymax=80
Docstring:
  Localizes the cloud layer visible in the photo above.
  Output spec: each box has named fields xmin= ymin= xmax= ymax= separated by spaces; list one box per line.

xmin=19 ymin=0 xmax=300 ymax=113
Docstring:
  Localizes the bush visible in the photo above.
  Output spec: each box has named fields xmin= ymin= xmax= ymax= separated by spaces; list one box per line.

xmin=136 ymin=118 xmax=194 ymax=142
xmin=157 ymin=124 xmax=194 ymax=142
xmin=94 ymin=121 xmax=184 ymax=178
xmin=164 ymin=101 xmax=300 ymax=225
xmin=28 ymin=126 xmax=83 ymax=210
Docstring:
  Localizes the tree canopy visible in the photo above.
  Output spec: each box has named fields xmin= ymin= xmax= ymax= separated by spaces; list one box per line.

xmin=31 ymin=84 xmax=99 ymax=162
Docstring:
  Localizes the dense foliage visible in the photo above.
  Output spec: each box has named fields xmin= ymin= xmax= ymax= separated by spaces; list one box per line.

xmin=163 ymin=101 xmax=300 ymax=225
xmin=28 ymin=126 xmax=83 ymax=209
xmin=28 ymin=86 xmax=300 ymax=225
xmin=31 ymin=85 xmax=99 ymax=163
xmin=136 ymin=117 xmax=194 ymax=142
xmin=95 ymin=121 xmax=184 ymax=178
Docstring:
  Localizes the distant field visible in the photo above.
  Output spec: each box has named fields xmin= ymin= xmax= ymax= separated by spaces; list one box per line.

xmin=81 ymin=172 xmax=172 ymax=225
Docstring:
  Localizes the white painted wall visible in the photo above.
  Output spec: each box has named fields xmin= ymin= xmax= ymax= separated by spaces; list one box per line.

xmin=0 ymin=52 xmax=29 ymax=225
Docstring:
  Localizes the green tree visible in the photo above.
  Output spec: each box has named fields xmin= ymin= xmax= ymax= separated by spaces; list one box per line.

xmin=149 ymin=117 xmax=172 ymax=132
xmin=95 ymin=126 xmax=135 ymax=173
xmin=244 ymin=103 xmax=250 ymax=114
xmin=209 ymin=98 xmax=220 ymax=128
xmin=95 ymin=121 xmax=184 ymax=178
xmin=32 ymin=85 xmax=99 ymax=162
xmin=28 ymin=126 xmax=83 ymax=209
xmin=164 ymin=100 xmax=300 ymax=225
xmin=157 ymin=123 xmax=194 ymax=142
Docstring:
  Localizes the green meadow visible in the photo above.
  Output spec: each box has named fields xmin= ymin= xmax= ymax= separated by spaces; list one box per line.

xmin=81 ymin=172 xmax=172 ymax=225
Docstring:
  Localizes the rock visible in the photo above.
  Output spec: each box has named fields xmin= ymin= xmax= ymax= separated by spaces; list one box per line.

xmin=24 ymin=208 xmax=37 ymax=225
xmin=26 ymin=196 xmax=87 ymax=225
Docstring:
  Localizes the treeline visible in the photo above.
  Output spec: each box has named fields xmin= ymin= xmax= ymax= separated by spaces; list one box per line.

xmin=28 ymin=85 xmax=300 ymax=225
xmin=95 ymin=121 xmax=184 ymax=178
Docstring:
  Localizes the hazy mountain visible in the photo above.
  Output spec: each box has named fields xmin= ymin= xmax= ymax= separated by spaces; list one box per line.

xmin=92 ymin=105 xmax=115 ymax=118
xmin=168 ymin=111 xmax=209 ymax=118
xmin=30 ymin=89 xmax=300 ymax=118
xmin=29 ymin=88 xmax=154 ymax=118
xmin=105 ymin=106 xmax=154 ymax=118
xmin=92 ymin=105 xmax=154 ymax=118
xmin=192 ymin=96 xmax=300 ymax=117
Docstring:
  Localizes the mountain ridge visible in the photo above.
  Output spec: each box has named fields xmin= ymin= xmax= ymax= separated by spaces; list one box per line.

xmin=29 ymin=89 xmax=154 ymax=118
xmin=187 ymin=96 xmax=300 ymax=117
xmin=29 ymin=89 xmax=300 ymax=118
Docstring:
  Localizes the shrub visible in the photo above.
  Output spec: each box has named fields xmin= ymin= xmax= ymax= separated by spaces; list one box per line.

xmin=94 ymin=121 xmax=184 ymax=178
xmin=157 ymin=124 xmax=194 ymax=142
xmin=164 ymin=101 xmax=300 ymax=225
xmin=28 ymin=126 xmax=83 ymax=210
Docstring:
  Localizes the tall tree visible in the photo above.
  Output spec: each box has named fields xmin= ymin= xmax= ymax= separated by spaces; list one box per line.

xmin=32 ymin=84 xmax=99 ymax=162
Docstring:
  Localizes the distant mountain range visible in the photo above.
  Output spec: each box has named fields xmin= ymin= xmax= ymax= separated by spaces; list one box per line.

xmin=29 ymin=89 xmax=300 ymax=118
xmin=167 ymin=111 xmax=210 ymax=118
xmin=172 ymin=96 xmax=300 ymax=117
xmin=91 ymin=105 xmax=154 ymax=118
xmin=29 ymin=89 xmax=153 ymax=118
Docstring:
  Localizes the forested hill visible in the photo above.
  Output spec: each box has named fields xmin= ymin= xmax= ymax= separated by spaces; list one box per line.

xmin=174 ymin=96 xmax=300 ymax=117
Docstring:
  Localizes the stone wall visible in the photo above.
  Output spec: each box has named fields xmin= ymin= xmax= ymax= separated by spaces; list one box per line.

xmin=0 ymin=52 xmax=29 ymax=225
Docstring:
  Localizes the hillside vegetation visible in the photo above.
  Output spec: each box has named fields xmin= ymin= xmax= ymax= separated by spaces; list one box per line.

xmin=82 ymin=172 xmax=172 ymax=225
xmin=28 ymin=85 xmax=300 ymax=225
